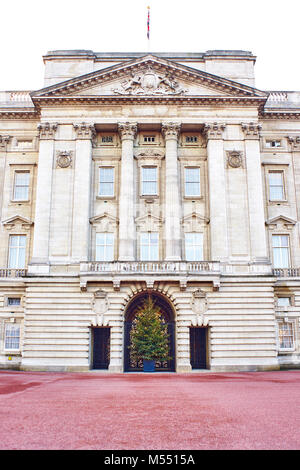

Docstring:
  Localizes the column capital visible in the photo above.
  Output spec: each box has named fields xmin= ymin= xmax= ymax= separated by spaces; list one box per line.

xmin=118 ymin=122 xmax=138 ymax=140
xmin=37 ymin=122 xmax=58 ymax=140
xmin=288 ymin=136 xmax=300 ymax=150
xmin=161 ymin=121 xmax=181 ymax=140
xmin=203 ymin=122 xmax=226 ymax=140
xmin=241 ymin=122 xmax=262 ymax=139
xmin=73 ymin=122 xmax=96 ymax=140
xmin=0 ymin=135 xmax=11 ymax=149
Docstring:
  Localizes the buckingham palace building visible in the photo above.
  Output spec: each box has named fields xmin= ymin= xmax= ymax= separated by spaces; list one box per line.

xmin=1 ymin=49 xmax=300 ymax=373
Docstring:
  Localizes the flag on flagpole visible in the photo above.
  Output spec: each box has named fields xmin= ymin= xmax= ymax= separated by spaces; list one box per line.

xmin=147 ymin=6 xmax=150 ymax=40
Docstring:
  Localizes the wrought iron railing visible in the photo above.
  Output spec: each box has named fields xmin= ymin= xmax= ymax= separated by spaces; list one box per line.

xmin=0 ymin=269 xmax=27 ymax=278
xmin=81 ymin=261 xmax=220 ymax=274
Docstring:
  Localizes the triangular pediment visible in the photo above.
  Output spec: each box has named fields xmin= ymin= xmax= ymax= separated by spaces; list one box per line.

xmin=31 ymin=55 xmax=267 ymax=102
xmin=2 ymin=215 xmax=34 ymax=229
xmin=265 ymin=215 xmax=297 ymax=229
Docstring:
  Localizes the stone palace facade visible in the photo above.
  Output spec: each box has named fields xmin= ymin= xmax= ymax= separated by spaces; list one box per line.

xmin=1 ymin=49 xmax=300 ymax=372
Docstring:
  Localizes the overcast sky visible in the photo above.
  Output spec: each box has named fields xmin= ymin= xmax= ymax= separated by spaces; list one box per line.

xmin=1 ymin=0 xmax=300 ymax=91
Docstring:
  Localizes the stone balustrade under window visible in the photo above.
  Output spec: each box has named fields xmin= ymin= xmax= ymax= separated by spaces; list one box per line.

xmin=0 ymin=269 xmax=27 ymax=278
xmin=80 ymin=260 xmax=220 ymax=275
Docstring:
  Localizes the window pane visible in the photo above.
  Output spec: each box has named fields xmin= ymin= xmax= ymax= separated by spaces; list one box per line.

xmin=185 ymin=168 xmax=200 ymax=196
xmin=95 ymin=233 xmax=114 ymax=261
xmin=273 ymin=247 xmax=289 ymax=268
xmin=277 ymin=297 xmax=290 ymax=307
xmin=278 ymin=322 xmax=294 ymax=349
xmin=99 ymin=168 xmax=114 ymax=196
xmin=8 ymin=236 xmax=26 ymax=268
xmin=5 ymin=324 xmax=20 ymax=349
xmin=142 ymin=167 xmax=157 ymax=195
xmin=185 ymin=233 xmax=203 ymax=261
xmin=140 ymin=232 xmax=159 ymax=260
xmin=14 ymin=172 xmax=29 ymax=200
xmin=269 ymin=172 xmax=284 ymax=200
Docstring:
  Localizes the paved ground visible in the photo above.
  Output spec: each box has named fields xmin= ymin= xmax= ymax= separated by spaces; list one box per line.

xmin=0 ymin=370 xmax=299 ymax=450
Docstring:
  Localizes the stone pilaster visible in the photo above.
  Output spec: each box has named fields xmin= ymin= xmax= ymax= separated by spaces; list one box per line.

xmin=29 ymin=122 xmax=58 ymax=273
xmin=0 ymin=135 xmax=10 ymax=221
xmin=242 ymin=122 xmax=268 ymax=261
xmin=118 ymin=122 xmax=137 ymax=261
xmin=72 ymin=122 xmax=95 ymax=262
xmin=162 ymin=121 xmax=182 ymax=261
xmin=204 ymin=122 xmax=229 ymax=261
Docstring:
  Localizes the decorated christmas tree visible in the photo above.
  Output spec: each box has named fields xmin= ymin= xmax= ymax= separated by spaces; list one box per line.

xmin=129 ymin=297 xmax=170 ymax=363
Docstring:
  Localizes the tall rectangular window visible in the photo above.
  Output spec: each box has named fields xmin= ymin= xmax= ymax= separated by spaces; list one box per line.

xmin=269 ymin=171 xmax=284 ymax=201
xmin=278 ymin=322 xmax=294 ymax=350
xmin=8 ymin=235 xmax=26 ymax=269
xmin=272 ymin=235 xmax=290 ymax=268
xmin=184 ymin=168 xmax=200 ymax=197
xmin=13 ymin=171 xmax=30 ymax=201
xmin=4 ymin=323 xmax=20 ymax=350
xmin=99 ymin=167 xmax=114 ymax=197
xmin=142 ymin=167 xmax=157 ymax=195
xmin=185 ymin=233 xmax=203 ymax=261
xmin=95 ymin=233 xmax=114 ymax=261
xmin=140 ymin=232 xmax=159 ymax=261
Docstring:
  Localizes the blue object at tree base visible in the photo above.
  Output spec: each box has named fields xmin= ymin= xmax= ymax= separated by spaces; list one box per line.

xmin=143 ymin=359 xmax=155 ymax=372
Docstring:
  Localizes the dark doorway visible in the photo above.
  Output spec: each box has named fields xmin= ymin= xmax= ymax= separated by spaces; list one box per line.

xmin=190 ymin=327 xmax=208 ymax=369
xmin=92 ymin=327 xmax=110 ymax=369
xmin=124 ymin=292 xmax=176 ymax=372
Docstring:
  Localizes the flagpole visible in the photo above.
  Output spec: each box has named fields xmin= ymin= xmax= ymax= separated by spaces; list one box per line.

xmin=147 ymin=6 xmax=150 ymax=53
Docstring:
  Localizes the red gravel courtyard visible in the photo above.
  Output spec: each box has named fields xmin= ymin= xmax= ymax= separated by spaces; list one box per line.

xmin=0 ymin=370 xmax=299 ymax=450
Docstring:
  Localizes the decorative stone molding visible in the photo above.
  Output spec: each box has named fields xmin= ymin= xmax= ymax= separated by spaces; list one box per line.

xmin=203 ymin=122 xmax=226 ymax=140
xmin=180 ymin=278 xmax=187 ymax=291
xmin=161 ymin=121 xmax=181 ymax=140
xmin=73 ymin=122 xmax=96 ymax=141
xmin=37 ymin=122 xmax=58 ymax=139
xmin=0 ymin=135 xmax=11 ymax=149
xmin=226 ymin=150 xmax=244 ymax=169
xmin=241 ymin=122 xmax=262 ymax=139
xmin=112 ymin=66 xmax=187 ymax=96
xmin=181 ymin=212 xmax=209 ymax=232
xmin=91 ymin=289 xmax=110 ymax=326
xmin=118 ymin=122 xmax=138 ymax=140
xmin=135 ymin=211 xmax=163 ymax=232
xmin=90 ymin=213 xmax=119 ymax=231
xmin=135 ymin=149 xmax=164 ymax=166
xmin=265 ymin=215 xmax=297 ymax=231
xmin=191 ymin=289 xmax=209 ymax=326
xmin=287 ymin=136 xmax=300 ymax=150
xmin=113 ymin=279 xmax=120 ymax=291
xmin=2 ymin=215 xmax=33 ymax=231
xmin=56 ymin=150 xmax=73 ymax=168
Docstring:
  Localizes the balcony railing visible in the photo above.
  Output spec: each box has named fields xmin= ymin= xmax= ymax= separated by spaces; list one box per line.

xmin=273 ymin=268 xmax=300 ymax=277
xmin=81 ymin=261 xmax=220 ymax=275
xmin=0 ymin=269 xmax=27 ymax=278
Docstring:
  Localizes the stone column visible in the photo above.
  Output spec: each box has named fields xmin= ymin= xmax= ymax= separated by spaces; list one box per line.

xmin=72 ymin=122 xmax=95 ymax=262
xmin=29 ymin=122 xmax=57 ymax=273
xmin=242 ymin=122 xmax=268 ymax=261
xmin=118 ymin=122 xmax=137 ymax=261
xmin=0 ymin=135 xmax=10 ymax=220
xmin=204 ymin=122 xmax=229 ymax=261
xmin=162 ymin=122 xmax=182 ymax=261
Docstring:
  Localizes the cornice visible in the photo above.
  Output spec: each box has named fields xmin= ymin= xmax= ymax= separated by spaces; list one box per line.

xmin=0 ymin=109 xmax=40 ymax=120
xmin=30 ymin=95 xmax=267 ymax=108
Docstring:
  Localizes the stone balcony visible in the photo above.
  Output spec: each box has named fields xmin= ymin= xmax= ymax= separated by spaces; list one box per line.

xmin=273 ymin=268 xmax=300 ymax=277
xmin=0 ymin=269 xmax=27 ymax=278
xmin=79 ymin=260 xmax=221 ymax=290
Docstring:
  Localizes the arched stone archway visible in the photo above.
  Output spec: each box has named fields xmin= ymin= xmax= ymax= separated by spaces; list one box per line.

xmin=124 ymin=291 xmax=176 ymax=372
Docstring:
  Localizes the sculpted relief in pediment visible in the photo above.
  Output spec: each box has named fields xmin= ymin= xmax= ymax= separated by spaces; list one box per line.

xmin=112 ymin=66 xmax=187 ymax=96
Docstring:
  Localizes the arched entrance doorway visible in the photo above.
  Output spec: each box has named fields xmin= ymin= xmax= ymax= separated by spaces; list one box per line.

xmin=124 ymin=291 xmax=176 ymax=372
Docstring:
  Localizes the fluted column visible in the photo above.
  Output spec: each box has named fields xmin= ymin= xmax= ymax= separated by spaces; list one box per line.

xmin=118 ymin=122 xmax=137 ymax=261
xmin=162 ymin=122 xmax=182 ymax=261
xmin=204 ymin=122 xmax=229 ymax=261
xmin=30 ymin=122 xmax=57 ymax=272
xmin=242 ymin=122 xmax=268 ymax=261
xmin=72 ymin=122 xmax=95 ymax=262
